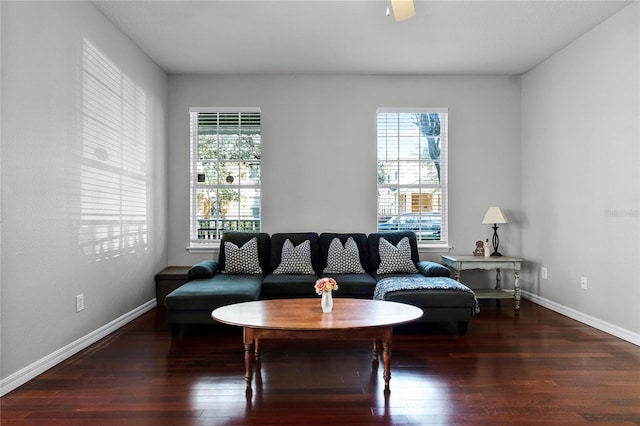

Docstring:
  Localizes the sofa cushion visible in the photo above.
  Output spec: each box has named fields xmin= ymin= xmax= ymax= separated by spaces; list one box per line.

xmin=385 ymin=288 xmax=478 ymax=309
xmin=374 ymin=276 xmax=479 ymax=314
xmin=218 ymin=232 xmax=270 ymax=273
xmin=261 ymin=273 xmax=318 ymax=298
xmin=322 ymin=236 xmax=366 ymax=274
xmin=322 ymin=273 xmax=377 ymax=298
xmin=376 ymin=236 xmax=418 ymax=274
xmin=273 ymin=239 xmax=315 ymax=274
xmin=165 ymin=274 xmax=262 ymax=311
xmin=223 ymin=237 xmax=263 ymax=274
xmin=270 ymin=233 xmax=321 ymax=273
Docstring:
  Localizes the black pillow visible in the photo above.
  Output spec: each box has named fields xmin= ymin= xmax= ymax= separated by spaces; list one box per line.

xmin=187 ymin=260 xmax=218 ymax=280
xmin=416 ymin=261 xmax=451 ymax=278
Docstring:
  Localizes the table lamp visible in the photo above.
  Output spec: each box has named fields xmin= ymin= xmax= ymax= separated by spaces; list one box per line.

xmin=482 ymin=206 xmax=508 ymax=256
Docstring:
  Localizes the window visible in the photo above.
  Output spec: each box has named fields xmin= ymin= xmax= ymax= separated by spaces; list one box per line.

xmin=189 ymin=108 xmax=261 ymax=246
xmin=377 ymin=108 xmax=448 ymax=245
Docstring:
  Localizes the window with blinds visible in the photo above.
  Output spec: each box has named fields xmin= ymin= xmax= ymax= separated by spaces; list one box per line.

xmin=189 ymin=108 xmax=261 ymax=244
xmin=376 ymin=108 xmax=448 ymax=244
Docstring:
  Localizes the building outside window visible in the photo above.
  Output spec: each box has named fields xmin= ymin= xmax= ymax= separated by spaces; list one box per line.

xmin=189 ymin=108 xmax=261 ymax=246
xmin=377 ymin=108 xmax=448 ymax=245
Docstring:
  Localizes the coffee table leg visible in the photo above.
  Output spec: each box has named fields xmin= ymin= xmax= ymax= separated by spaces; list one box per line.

xmin=382 ymin=327 xmax=393 ymax=392
xmin=372 ymin=339 xmax=380 ymax=362
xmin=382 ymin=340 xmax=391 ymax=392
xmin=243 ymin=328 xmax=254 ymax=392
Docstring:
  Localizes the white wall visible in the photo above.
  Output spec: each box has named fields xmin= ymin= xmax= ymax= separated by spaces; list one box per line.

xmin=521 ymin=3 xmax=639 ymax=338
xmin=168 ymin=75 xmax=522 ymax=270
xmin=1 ymin=1 xmax=168 ymax=385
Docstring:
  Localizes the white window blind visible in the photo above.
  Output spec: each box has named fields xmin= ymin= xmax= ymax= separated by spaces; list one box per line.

xmin=189 ymin=108 xmax=261 ymax=246
xmin=376 ymin=108 xmax=448 ymax=245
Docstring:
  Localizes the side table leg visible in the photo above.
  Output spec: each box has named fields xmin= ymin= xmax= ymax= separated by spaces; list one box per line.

xmin=454 ymin=269 xmax=461 ymax=282
xmin=495 ymin=268 xmax=503 ymax=308
xmin=514 ymin=268 xmax=521 ymax=310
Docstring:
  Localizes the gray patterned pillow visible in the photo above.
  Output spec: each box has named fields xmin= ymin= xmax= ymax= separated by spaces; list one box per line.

xmin=376 ymin=236 xmax=418 ymax=274
xmin=323 ymin=237 xmax=365 ymax=274
xmin=223 ymin=237 xmax=263 ymax=274
xmin=273 ymin=239 xmax=315 ymax=274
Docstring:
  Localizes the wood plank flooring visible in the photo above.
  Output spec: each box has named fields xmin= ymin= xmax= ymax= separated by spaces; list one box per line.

xmin=1 ymin=300 xmax=639 ymax=425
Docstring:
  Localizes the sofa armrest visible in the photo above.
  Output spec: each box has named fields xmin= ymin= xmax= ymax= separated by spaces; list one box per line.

xmin=187 ymin=260 xmax=220 ymax=280
xmin=416 ymin=261 xmax=451 ymax=278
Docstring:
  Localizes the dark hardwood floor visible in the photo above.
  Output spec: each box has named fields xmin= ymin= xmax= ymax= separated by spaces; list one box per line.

xmin=2 ymin=300 xmax=639 ymax=425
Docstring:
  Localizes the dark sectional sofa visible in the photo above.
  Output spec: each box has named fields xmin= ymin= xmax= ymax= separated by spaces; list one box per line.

xmin=165 ymin=231 xmax=478 ymax=338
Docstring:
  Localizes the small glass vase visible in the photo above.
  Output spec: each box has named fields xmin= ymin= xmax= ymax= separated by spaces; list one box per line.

xmin=321 ymin=291 xmax=333 ymax=313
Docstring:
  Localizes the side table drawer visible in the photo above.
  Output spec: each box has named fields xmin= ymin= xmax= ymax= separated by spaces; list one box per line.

xmin=155 ymin=266 xmax=190 ymax=307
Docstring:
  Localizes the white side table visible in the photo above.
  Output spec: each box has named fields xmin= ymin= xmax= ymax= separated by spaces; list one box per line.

xmin=440 ymin=255 xmax=522 ymax=310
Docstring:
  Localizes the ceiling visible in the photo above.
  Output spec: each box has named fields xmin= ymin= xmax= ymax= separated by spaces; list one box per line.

xmin=91 ymin=0 xmax=632 ymax=75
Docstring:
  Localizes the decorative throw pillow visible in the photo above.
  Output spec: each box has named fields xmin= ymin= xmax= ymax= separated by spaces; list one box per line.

xmin=188 ymin=260 xmax=218 ymax=280
xmin=376 ymin=236 xmax=418 ymax=274
xmin=223 ymin=237 xmax=263 ymax=274
xmin=323 ymin=237 xmax=365 ymax=274
xmin=273 ymin=239 xmax=315 ymax=274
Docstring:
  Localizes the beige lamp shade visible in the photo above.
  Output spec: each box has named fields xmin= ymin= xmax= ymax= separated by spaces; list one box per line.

xmin=482 ymin=207 xmax=508 ymax=224
xmin=391 ymin=0 xmax=416 ymax=21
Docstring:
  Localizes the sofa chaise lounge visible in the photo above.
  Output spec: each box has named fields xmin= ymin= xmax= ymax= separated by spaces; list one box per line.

xmin=165 ymin=231 xmax=479 ymax=338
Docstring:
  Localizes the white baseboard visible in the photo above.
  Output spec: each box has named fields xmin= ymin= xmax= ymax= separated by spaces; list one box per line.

xmin=0 ymin=299 xmax=157 ymax=397
xmin=521 ymin=290 xmax=640 ymax=346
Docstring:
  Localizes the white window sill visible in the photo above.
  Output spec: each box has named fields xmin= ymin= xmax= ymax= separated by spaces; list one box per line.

xmin=417 ymin=243 xmax=453 ymax=253
xmin=186 ymin=243 xmax=221 ymax=254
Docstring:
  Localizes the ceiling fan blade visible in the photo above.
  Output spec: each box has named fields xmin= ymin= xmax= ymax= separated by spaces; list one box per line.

xmin=391 ymin=0 xmax=416 ymax=22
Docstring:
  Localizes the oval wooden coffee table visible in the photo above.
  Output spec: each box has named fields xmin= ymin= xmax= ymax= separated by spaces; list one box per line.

xmin=212 ymin=298 xmax=423 ymax=393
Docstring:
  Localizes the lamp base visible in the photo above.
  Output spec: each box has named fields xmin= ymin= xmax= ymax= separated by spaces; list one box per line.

xmin=490 ymin=224 xmax=503 ymax=257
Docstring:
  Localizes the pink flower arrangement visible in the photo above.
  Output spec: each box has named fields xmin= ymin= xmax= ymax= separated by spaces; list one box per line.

xmin=314 ymin=277 xmax=338 ymax=295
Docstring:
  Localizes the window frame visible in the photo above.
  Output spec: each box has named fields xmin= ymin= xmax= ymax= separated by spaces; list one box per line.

xmin=187 ymin=107 xmax=261 ymax=251
xmin=376 ymin=107 xmax=449 ymax=249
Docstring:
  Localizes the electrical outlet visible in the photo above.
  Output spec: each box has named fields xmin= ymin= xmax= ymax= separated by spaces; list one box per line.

xmin=580 ymin=277 xmax=588 ymax=290
xmin=541 ymin=267 xmax=548 ymax=280
xmin=76 ymin=294 xmax=85 ymax=312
